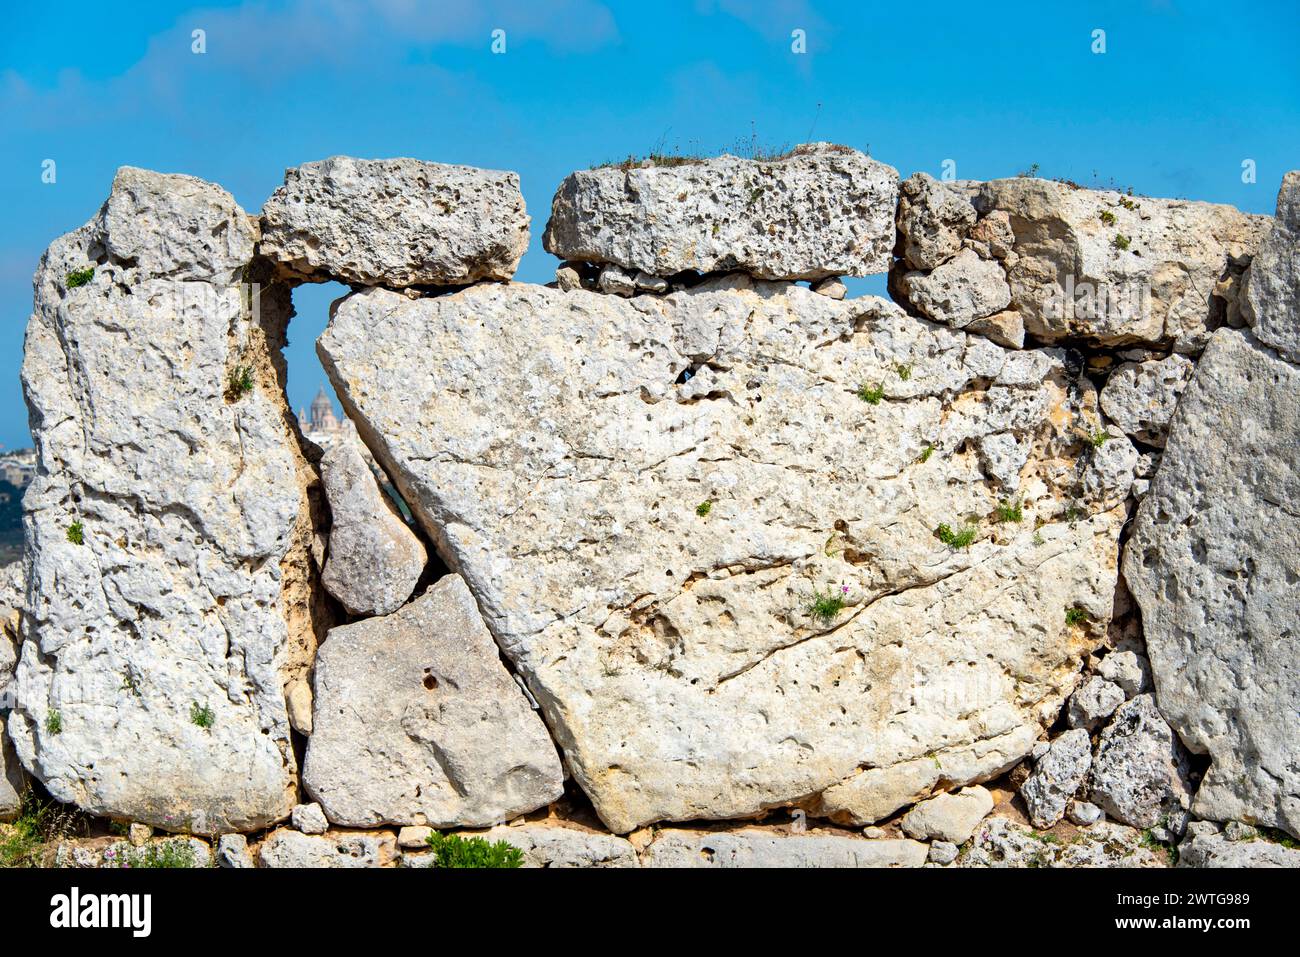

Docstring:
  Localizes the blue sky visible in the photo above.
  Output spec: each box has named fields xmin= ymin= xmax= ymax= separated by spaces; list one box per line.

xmin=1 ymin=0 xmax=1297 ymax=450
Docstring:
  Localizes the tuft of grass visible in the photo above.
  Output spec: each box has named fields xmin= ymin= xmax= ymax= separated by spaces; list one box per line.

xmin=1254 ymin=826 xmax=1300 ymax=850
xmin=918 ymin=444 xmax=935 ymax=464
xmin=425 ymin=831 xmax=524 ymax=868
xmin=1111 ymin=233 xmax=1131 ymax=251
xmin=1017 ymin=163 xmax=1041 ymax=178
xmin=1064 ymin=606 xmax=1090 ymax=627
xmin=45 ymin=710 xmax=62 ymax=735
xmin=857 ymin=383 xmax=885 ymax=405
xmin=64 ymin=267 xmax=95 ymax=290
xmin=0 ymin=790 xmax=84 ymax=867
xmin=936 ymin=522 xmax=977 ymax=550
xmin=805 ymin=586 xmax=847 ymax=625
xmin=994 ymin=499 xmax=1024 ymax=524
xmin=1139 ymin=829 xmax=1179 ymax=866
xmin=66 ymin=521 xmax=84 ymax=545
xmin=189 ymin=701 xmax=215 ymax=730
xmin=695 ymin=500 xmax=712 ymax=517
xmin=1099 ymin=210 xmax=1116 ymax=226
xmin=1033 ymin=531 xmax=1046 ymax=546
xmin=1089 ymin=430 xmax=1111 ymax=449
xmin=895 ymin=363 xmax=913 ymax=381
xmin=225 ymin=365 xmax=254 ymax=402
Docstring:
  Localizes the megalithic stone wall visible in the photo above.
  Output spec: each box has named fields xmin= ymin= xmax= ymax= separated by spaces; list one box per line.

xmin=6 ymin=148 xmax=1300 ymax=866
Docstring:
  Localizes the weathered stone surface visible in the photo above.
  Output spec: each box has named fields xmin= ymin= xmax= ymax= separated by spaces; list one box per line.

xmin=543 ymin=144 xmax=899 ymax=280
xmin=896 ymin=173 xmax=978 ymax=271
xmin=960 ymin=816 xmax=1167 ymax=868
xmin=894 ymin=177 xmax=1270 ymax=351
xmin=292 ymin=802 xmax=329 ymax=835
xmin=981 ymin=178 xmax=1269 ymax=351
xmin=1080 ymin=432 xmax=1139 ymax=510
xmin=1097 ymin=649 xmax=1151 ymax=698
xmin=1089 ymin=694 xmax=1193 ymax=829
xmin=1099 ymin=355 xmax=1194 ymax=447
xmin=899 ymin=248 xmax=1012 ymax=328
xmin=259 ymin=156 xmax=529 ymax=288
xmin=216 ymin=833 xmax=254 ymax=868
xmin=285 ymin=679 xmax=313 ymax=735
xmin=320 ymin=420 xmax=426 ymax=616
xmin=258 ymin=829 xmax=397 ymax=868
xmin=928 ymin=840 xmax=959 ymax=864
xmin=966 ymin=309 xmax=1025 ymax=349
xmin=900 ymin=785 xmax=994 ymax=843
xmin=320 ymin=277 xmax=1124 ymax=833
xmin=1242 ymin=171 xmax=1300 ymax=362
xmin=302 ymin=574 xmax=563 ymax=828
xmin=10 ymin=167 xmax=319 ymax=834
xmin=1124 ymin=328 xmax=1300 ymax=838
xmin=1 ymin=714 xmax=25 ymax=821
xmin=1021 ymin=728 xmax=1091 ymax=828
xmin=457 ymin=822 xmax=640 ymax=868
xmin=1066 ymin=676 xmax=1125 ymax=730
xmin=641 ymin=828 xmax=928 ymax=868
xmin=811 ymin=277 xmax=847 ymax=300
xmin=397 ymin=825 xmax=432 ymax=849
xmin=1068 ymin=800 xmax=1103 ymax=826
xmin=1177 ymin=821 xmax=1300 ymax=868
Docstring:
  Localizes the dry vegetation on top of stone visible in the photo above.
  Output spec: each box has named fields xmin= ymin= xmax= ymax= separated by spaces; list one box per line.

xmin=1 ymin=147 xmax=1298 ymax=869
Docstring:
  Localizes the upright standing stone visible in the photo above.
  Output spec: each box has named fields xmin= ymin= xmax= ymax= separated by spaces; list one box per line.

xmin=10 ymin=167 xmax=318 ymax=834
xmin=1124 ymin=327 xmax=1300 ymax=838
xmin=319 ymin=420 xmax=427 ymax=617
xmin=1242 ymin=171 xmax=1300 ymax=362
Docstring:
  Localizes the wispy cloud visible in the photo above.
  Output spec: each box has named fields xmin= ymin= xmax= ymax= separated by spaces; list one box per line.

xmin=1 ymin=0 xmax=620 ymax=127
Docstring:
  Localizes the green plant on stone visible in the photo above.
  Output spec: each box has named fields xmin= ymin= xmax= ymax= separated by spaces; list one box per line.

xmin=936 ymin=522 xmax=977 ymax=550
xmin=1090 ymin=430 xmax=1111 ymax=449
xmin=1111 ymin=233 xmax=1130 ymax=251
xmin=895 ymin=363 xmax=913 ymax=381
xmin=918 ymin=445 xmax=935 ymax=464
xmin=225 ymin=365 xmax=254 ymax=402
xmin=805 ymin=585 xmax=847 ymax=625
xmin=1033 ymin=531 xmax=1045 ymax=546
xmin=857 ymin=383 xmax=885 ymax=405
xmin=1255 ymin=826 xmax=1300 ymax=850
xmin=424 ymin=831 xmax=524 ymax=868
xmin=994 ymin=498 xmax=1024 ymax=524
xmin=1064 ymin=606 xmax=1090 ymax=627
xmin=695 ymin=500 xmax=712 ymax=517
xmin=1099 ymin=210 xmax=1116 ymax=226
xmin=107 ymin=839 xmax=198 ymax=869
xmin=66 ymin=521 xmax=84 ymax=545
xmin=45 ymin=710 xmax=62 ymax=735
xmin=0 ymin=790 xmax=86 ymax=868
xmin=64 ymin=267 xmax=95 ymax=290
xmin=190 ymin=701 xmax=215 ymax=730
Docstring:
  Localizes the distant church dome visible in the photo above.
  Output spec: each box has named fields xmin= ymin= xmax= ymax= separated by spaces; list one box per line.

xmin=307 ymin=386 xmax=340 ymax=432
